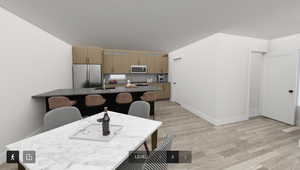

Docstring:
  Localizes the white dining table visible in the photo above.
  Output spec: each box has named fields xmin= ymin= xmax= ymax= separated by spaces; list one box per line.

xmin=6 ymin=111 xmax=162 ymax=170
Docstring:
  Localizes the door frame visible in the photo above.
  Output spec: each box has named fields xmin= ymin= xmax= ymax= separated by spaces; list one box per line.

xmin=246 ymin=50 xmax=267 ymax=119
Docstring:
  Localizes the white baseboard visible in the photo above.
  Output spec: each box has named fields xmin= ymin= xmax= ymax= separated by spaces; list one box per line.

xmin=215 ymin=115 xmax=248 ymax=126
xmin=296 ymin=106 xmax=300 ymax=126
xmin=180 ymin=103 xmax=218 ymax=125
xmin=0 ymin=150 xmax=6 ymax=164
xmin=181 ymin=103 xmax=248 ymax=126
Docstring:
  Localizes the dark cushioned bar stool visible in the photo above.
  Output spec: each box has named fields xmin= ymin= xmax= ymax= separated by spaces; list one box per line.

xmin=115 ymin=93 xmax=133 ymax=113
xmin=85 ymin=94 xmax=106 ymax=115
xmin=48 ymin=96 xmax=76 ymax=110
xmin=116 ymin=93 xmax=133 ymax=104
xmin=141 ymin=92 xmax=157 ymax=119
xmin=85 ymin=94 xmax=106 ymax=107
xmin=141 ymin=92 xmax=157 ymax=102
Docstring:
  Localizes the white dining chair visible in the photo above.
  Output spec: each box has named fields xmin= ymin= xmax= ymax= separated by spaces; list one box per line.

xmin=128 ymin=101 xmax=151 ymax=154
xmin=117 ymin=135 xmax=174 ymax=170
xmin=42 ymin=106 xmax=82 ymax=132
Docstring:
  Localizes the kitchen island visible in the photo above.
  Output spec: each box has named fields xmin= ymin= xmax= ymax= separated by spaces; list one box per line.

xmin=33 ymin=86 xmax=161 ymax=116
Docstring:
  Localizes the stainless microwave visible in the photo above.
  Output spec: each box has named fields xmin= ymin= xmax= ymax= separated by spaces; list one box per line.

xmin=130 ymin=65 xmax=148 ymax=73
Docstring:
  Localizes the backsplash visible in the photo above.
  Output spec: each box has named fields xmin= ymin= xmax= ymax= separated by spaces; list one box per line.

xmin=104 ymin=73 xmax=168 ymax=84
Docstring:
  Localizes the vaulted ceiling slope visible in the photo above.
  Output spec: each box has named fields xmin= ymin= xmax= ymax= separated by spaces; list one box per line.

xmin=1 ymin=0 xmax=300 ymax=52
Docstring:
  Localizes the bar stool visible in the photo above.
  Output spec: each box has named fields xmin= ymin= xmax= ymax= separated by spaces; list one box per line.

xmin=85 ymin=94 xmax=106 ymax=107
xmin=141 ymin=92 xmax=157 ymax=102
xmin=116 ymin=93 xmax=133 ymax=104
xmin=141 ymin=92 xmax=157 ymax=119
xmin=48 ymin=96 xmax=76 ymax=110
xmin=115 ymin=93 xmax=133 ymax=113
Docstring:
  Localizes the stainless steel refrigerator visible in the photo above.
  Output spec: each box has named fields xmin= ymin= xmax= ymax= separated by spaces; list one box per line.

xmin=72 ymin=64 xmax=102 ymax=88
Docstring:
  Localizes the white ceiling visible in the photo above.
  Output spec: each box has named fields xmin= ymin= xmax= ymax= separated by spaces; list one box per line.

xmin=1 ymin=0 xmax=300 ymax=52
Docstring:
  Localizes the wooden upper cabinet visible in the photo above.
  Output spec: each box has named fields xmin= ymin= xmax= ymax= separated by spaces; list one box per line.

xmin=100 ymin=48 xmax=168 ymax=74
xmin=138 ymin=55 xmax=147 ymax=65
xmin=103 ymin=55 xmax=131 ymax=74
xmin=145 ymin=56 xmax=156 ymax=73
xmin=129 ymin=55 xmax=140 ymax=65
xmin=154 ymin=55 xmax=168 ymax=73
xmin=113 ymin=55 xmax=131 ymax=73
xmin=161 ymin=55 xmax=169 ymax=73
xmin=72 ymin=46 xmax=87 ymax=64
xmin=103 ymin=55 xmax=114 ymax=73
xmin=87 ymin=47 xmax=103 ymax=64
xmin=72 ymin=46 xmax=103 ymax=64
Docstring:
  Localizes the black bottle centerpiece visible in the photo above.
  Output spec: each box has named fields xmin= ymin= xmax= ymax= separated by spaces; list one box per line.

xmin=102 ymin=107 xmax=110 ymax=136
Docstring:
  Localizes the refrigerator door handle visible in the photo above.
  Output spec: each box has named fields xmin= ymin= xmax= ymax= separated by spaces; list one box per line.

xmin=86 ymin=64 xmax=89 ymax=87
xmin=73 ymin=64 xmax=88 ymax=89
xmin=72 ymin=66 xmax=75 ymax=88
xmin=88 ymin=65 xmax=102 ymax=86
xmin=87 ymin=58 xmax=90 ymax=85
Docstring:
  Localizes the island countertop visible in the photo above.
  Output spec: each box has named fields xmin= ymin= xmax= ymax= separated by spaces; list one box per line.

xmin=32 ymin=86 xmax=161 ymax=98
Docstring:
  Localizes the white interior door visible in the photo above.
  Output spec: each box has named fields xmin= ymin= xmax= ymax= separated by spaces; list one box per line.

xmin=262 ymin=51 xmax=299 ymax=125
xmin=172 ymin=57 xmax=182 ymax=104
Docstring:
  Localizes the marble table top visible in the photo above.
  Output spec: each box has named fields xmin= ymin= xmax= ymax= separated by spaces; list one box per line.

xmin=6 ymin=112 xmax=162 ymax=170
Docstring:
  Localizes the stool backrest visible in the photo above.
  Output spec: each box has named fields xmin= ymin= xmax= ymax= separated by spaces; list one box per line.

xmin=85 ymin=94 xmax=106 ymax=107
xmin=43 ymin=106 xmax=82 ymax=132
xmin=116 ymin=93 xmax=133 ymax=104
xmin=128 ymin=101 xmax=150 ymax=119
xmin=141 ymin=92 xmax=157 ymax=102
xmin=48 ymin=96 xmax=75 ymax=109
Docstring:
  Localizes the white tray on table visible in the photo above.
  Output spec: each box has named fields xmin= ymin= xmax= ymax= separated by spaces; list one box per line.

xmin=70 ymin=123 xmax=123 ymax=142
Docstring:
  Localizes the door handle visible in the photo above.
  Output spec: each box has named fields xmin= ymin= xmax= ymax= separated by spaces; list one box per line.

xmin=173 ymin=82 xmax=176 ymax=85
xmin=288 ymin=90 xmax=294 ymax=93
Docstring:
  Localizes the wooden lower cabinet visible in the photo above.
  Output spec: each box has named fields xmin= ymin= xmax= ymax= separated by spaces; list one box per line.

xmin=163 ymin=83 xmax=171 ymax=99
xmin=150 ymin=82 xmax=170 ymax=100
xmin=105 ymin=83 xmax=170 ymax=100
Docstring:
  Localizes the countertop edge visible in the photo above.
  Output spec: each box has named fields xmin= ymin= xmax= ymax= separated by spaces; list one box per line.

xmin=32 ymin=86 xmax=161 ymax=98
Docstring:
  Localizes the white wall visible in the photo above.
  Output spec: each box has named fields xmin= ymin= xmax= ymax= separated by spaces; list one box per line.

xmin=270 ymin=34 xmax=300 ymax=52
xmin=169 ymin=34 xmax=220 ymax=123
xmin=0 ymin=6 xmax=72 ymax=161
xmin=169 ymin=33 xmax=268 ymax=125
xmin=216 ymin=34 xmax=268 ymax=124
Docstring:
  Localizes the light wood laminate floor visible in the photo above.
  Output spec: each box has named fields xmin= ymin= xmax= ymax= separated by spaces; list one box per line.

xmin=1 ymin=101 xmax=300 ymax=170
